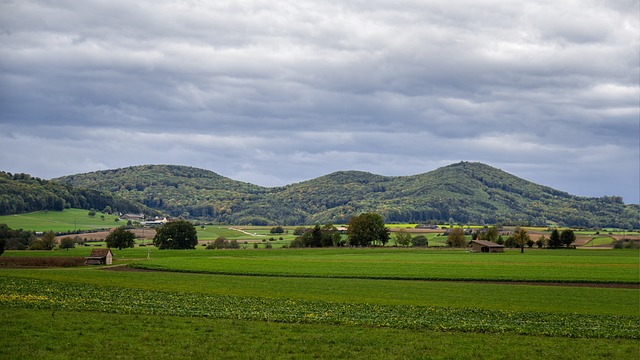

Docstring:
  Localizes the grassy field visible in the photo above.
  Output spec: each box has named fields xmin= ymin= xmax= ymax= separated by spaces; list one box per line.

xmin=127 ymin=248 xmax=640 ymax=283
xmin=3 ymin=309 xmax=637 ymax=360
xmin=0 ymin=209 xmax=121 ymax=232
xmin=1 ymin=216 xmax=640 ymax=358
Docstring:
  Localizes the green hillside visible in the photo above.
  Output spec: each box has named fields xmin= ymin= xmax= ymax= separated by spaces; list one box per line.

xmin=51 ymin=162 xmax=639 ymax=228
xmin=0 ymin=172 xmax=157 ymax=217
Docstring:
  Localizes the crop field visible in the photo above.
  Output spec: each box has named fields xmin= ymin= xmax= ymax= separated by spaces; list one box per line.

xmin=1 ymin=245 xmax=639 ymax=359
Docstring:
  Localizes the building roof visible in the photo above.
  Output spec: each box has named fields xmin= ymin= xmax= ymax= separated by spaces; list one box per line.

xmin=87 ymin=248 xmax=113 ymax=258
xmin=470 ymin=240 xmax=505 ymax=248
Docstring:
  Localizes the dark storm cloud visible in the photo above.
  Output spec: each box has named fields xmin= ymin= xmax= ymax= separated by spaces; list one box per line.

xmin=1 ymin=0 xmax=638 ymax=202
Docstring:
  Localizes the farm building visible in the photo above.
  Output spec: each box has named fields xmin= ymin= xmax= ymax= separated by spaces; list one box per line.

xmin=120 ymin=213 xmax=145 ymax=221
xmin=469 ymin=240 xmax=505 ymax=253
xmin=85 ymin=248 xmax=113 ymax=265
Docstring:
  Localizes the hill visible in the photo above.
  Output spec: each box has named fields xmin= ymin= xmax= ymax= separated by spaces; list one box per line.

xmin=0 ymin=171 xmax=158 ymax=217
xmin=50 ymin=163 xmax=639 ymax=228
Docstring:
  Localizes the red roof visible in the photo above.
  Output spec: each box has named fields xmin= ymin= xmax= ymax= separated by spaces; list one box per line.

xmin=88 ymin=248 xmax=113 ymax=258
xmin=470 ymin=240 xmax=504 ymax=248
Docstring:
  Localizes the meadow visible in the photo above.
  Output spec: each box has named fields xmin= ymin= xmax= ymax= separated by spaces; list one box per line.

xmin=0 ymin=209 xmax=121 ymax=232
xmin=1 ymin=245 xmax=639 ymax=359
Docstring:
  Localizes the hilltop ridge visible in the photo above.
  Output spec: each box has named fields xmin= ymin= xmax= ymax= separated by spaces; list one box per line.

xmin=47 ymin=162 xmax=638 ymax=228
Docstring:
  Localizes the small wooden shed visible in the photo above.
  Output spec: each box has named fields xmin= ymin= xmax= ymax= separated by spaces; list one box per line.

xmin=470 ymin=240 xmax=505 ymax=253
xmin=85 ymin=248 xmax=113 ymax=265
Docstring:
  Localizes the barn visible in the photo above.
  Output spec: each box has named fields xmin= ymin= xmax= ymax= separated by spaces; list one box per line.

xmin=470 ymin=240 xmax=505 ymax=253
xmin=85 ymin=248 xmax=113 ymax=265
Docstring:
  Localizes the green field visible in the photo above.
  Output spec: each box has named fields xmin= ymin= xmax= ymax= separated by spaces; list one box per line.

xmin=128 ymin=248 xmax=639 ymax=283
xmin=0 ymin=209 xmax=121 ymax=232
xmin=1 ymin=246 xmax=639 ymax=359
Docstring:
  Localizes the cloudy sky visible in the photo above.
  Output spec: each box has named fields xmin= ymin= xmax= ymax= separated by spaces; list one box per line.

xmin=1 ymin=0 xmax=639 ymax=203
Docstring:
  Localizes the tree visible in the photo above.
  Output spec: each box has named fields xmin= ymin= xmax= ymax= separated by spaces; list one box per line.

xmin=549 ymin=229 xmax=561 ymax=249
xmin=536 ymin=235 xmax=547 ymax=248
xmin=207 ymin=236 xmax=229 ymax=249
xmin=105 ymin=227 xmax=136 ymax=250
xmin=411 ymin=235 xmax=428 ymax=247
xmin=293 ymin=227 xmax=307 ymax=236
xmin=28 ymin=231 xmax=57 ymax=250
xmin=0 ymin=238 xmax=5 ymax=256
xmin=560 ymin=229 xmax=576 ymax=248
xmin=395 ymin=229 xmax=412 ymax=247
xmin=88 ymin=209 xmax=97 ymax=217
xmin=447 ymin=228 xmax=467 ymax=247
xmin=59 ymin=237 xmax=76 ymax=250
xmin=475 ymin=226 xmax=498 ymax=241
xmin=347 ymin=213 xmax=390 ymax=247
xmin=513 ymin=227 xmax=530 ymax=253
xmin=153 ymin=220 xmax=198 ymax=249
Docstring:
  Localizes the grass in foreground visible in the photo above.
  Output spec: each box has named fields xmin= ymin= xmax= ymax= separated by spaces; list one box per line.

xmin=2 ymin=308 xmax=638 ymax=360
xmin=1 ymin=267 xmax=637 ymax=316
xmin=1 ymin=277 xmax=638 ymax=339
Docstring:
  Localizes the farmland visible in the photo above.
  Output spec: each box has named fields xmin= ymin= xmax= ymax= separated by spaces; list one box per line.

xmin=1 ymin=245 xmax=639 ymax=359
xmin=0 ymin=208 xmax=122 ymax=232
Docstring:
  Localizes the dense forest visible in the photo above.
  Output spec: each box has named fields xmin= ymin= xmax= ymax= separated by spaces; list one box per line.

xmin=48 ymin=163 xmax=639 ymax=228
xmin=0 ymin=172 xmax=158 ymax=217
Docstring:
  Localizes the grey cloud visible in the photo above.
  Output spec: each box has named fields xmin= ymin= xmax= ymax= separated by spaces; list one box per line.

xmin=0 ymin=0 xmax=638 ymax=202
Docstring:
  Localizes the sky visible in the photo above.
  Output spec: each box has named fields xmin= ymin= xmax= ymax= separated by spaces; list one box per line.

xmin=1 ymin=0 xmax=639 ymax=204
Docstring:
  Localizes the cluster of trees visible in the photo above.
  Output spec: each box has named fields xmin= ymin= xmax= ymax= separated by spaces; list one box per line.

xmin=290 ymin=224 xmax=343 ymax=248
xmin=0 ymin=224 xmax=36 ymax=250
xmin=393 ymin=229 xmax=428 ymax=247
xmin=205 ymin=236 xmax=240 ymax=249
xmin=547 ymin=229 xmax=576 ymax=249
xmin=290 ymin=213 xmax=390 ymax=248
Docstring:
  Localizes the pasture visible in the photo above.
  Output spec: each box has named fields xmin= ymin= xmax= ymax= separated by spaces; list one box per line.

xmin=0 ymin=209 xmax=121 ymax=232
xmin=1 ymin=246 xmax=639 ymax=359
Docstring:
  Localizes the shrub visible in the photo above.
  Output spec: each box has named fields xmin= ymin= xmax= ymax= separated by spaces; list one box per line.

xmin=411 ymin=235 xmax=428 ymax=247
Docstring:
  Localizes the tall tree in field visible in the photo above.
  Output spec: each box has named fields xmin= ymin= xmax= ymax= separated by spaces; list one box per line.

xmin=513 ymin=227 xmax=530 ymax=253
xmin=447 ymin=228 xmax=467 ymax=248
xmin=395 ymin=229 xmax=412 ymax=247
xmin=153 ymin=220 xmax=198 ymax=249
xmin=105 ymin=227 xmax=136 ymax=250
xmin=560 ymin=229 xmax=576 ymax=248
xmin=347 ymin=213 xmax=390 ymax=247
xmin=549 ymin=229 xmax=561 ymax=249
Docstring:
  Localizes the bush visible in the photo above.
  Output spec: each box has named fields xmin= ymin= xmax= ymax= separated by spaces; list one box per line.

xmin=290 ymin=238 xmax=305 ymax=248
xmin=411 ymin=235 xmax=428 ymax=247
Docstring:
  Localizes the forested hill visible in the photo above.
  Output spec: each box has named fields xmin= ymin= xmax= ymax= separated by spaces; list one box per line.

xmin=50 ymin=163 xmax=639 ymax=228
xmin=0 ymin=171 xmax=157 ymax=217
